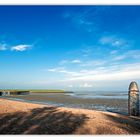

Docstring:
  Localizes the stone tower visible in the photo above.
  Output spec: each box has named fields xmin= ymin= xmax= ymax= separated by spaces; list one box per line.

xmin=128 ymin=81 xmax=139 ymax=116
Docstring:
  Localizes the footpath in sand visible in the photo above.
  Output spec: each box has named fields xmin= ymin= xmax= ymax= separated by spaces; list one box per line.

xmin=0 ymin=98 xmax=140 ymax=134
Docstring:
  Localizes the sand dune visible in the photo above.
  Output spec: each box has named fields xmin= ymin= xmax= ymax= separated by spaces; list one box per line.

xmin=0 ymin=98 xmax=140 ymax=134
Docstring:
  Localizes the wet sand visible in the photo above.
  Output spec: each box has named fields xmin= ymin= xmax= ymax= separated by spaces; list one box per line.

xmin=3 ymin=93 xmax=128 ymax=114
xmin=0 ymin=98 xmax=140 ymax=134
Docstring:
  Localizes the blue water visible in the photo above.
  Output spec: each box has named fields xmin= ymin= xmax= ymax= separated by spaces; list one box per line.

xmin=67 ymin=91 xmax=128 ymax=99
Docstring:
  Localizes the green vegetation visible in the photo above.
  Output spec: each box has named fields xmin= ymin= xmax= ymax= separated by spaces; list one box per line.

xmin=0 ymin=89 xmax=72 ymax=93
xmin=30 ymin=90 xmax=65 ymax=93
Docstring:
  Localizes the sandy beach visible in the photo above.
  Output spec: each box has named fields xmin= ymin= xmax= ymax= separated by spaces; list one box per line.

xmin=0 ymin=98 xmax=140 ymax=134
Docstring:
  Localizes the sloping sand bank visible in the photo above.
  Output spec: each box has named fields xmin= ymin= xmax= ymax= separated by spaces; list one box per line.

xmin=0 ymin=98 xmax=140 ymax=134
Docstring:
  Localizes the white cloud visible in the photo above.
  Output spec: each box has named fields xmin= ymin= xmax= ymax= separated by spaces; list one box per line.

xmin=63 ymin=8 xmax=96 ymax=33
xmin=99 ymin=35 xmax=125 ymax=47
xmin=11 ymin=44 xmax=31 ymax=51
xmin=71 ymin=59 xmax=81 ymax=64
xmin=47 ymin=67 xmax=81 ymax=77
xmin=47 ymin=62 xmax=140 ymax=83
xmin=68 ymin=85 xmax=73 ymax=88
xmin=63 ymin=7 xmax=111 ymax=33
xmin=59 ymin=60 xmax=68 ymax=65
xmin=59 ymin=59 xmax=82 ymax=65
xmin=0 ymin=42 xmax=33 ymax=52
xmin=110 ymin=50 xmax=118 ymax=55
xmin=113 ymin=50 xmax=140 ymax=61
xmin=39 ymin=62 xmax=140 ymax=90
xmin=113 ymin=55 xmax=127 ymax=61
xmin=80 ymin=60 xmax=106 ymax=67
xmin=79 ymin=83 xmax=93 ymax=88
xmin=47 ymin=67 xmax=80 ymax=76
xmin=0 ymin=43 xmax=7 ymax=51
xmin=69 ymin=63 xmax=140 ymax=82
xmin=47 ymin=67 xmax=65 ymax=72
xmin=127 ymin=50 xmax=140 ymax=59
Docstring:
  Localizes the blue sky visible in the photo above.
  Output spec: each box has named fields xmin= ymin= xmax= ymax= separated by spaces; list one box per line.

xmin=0 ymin=5 xmax=140 ymax=91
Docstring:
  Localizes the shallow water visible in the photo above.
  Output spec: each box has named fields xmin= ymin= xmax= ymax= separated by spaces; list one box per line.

xmin=1 ymin=91 xmax=130 ymax=115
xmin=67 ymin=91 xmax=128 ymax=99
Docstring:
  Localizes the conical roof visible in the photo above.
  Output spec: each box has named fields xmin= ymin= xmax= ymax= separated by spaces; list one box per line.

xmin=129 ymin=81 xmax=139 ymax=91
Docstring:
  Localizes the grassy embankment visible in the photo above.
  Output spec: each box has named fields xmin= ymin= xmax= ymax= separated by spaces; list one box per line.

xmin=0 ymin=89 xmax=71 ymax=93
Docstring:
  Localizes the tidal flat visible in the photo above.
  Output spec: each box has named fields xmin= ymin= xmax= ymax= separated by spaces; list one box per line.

xmin=3 ymin=92 xmax=128 ymax=115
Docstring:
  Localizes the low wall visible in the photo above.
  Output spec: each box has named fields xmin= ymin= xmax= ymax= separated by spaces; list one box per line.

xmin=0 ymin=91 xmax=30 ymax=96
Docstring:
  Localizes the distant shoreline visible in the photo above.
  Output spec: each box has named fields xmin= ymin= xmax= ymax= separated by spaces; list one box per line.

xmin=0 ymin=89 xmax=74 ymax=96
xmin=30 ymin=91 xmax=74 ymax=93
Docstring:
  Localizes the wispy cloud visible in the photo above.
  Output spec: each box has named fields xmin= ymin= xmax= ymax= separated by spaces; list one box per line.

xmin=47 ymin=67 xmax=100 ymax=79
xmin=70 ymin=63 xmax=140 ymax=82
xmin=0 ymin=42 xmax=32 ymax=52
xmin=68 ymin=85 xmax=73 ymax=88
xmin=47 ymin=67 xmax=80 ymax=77
xmin=0 ymin=43 xmax=7 ymax=51
xmin=41 ymin=60 xmax=140 ymax=90
xmin=63 ymin=6 xmax=112 ymax=33
xmin=127 ymin=50 xmax=140 ymax=59
xmin=71 ymin=59 xmax=81 ymax=64
xmin=110 ymin=50 xmax=118 ymax=55
xmin=59 ymin=59 xmax=107 ymax=68
xmin=59 ymin=60 xmax=69 ymax=65
xmin=99 ymin=35 xmax=126 ymax=47
xmin=66 ymin=46 xmax=95 ymax=58
xmin=80 ymin=60 xmax=107 ymax=67
xmin=47 ymin=67 xmax=65 ymax=72
xmin=11 ymin=44 xmax=32 ymax=52
xmin=113 ymin=55 xmax=127 ymax=61
xmin=113 ymin=50 xmax=140 ymax=61
xmin=79 ymin=83 xmax=93 ymax=88
xmin=59 ymin=59 xmax=81 ymax=65
xmin=46 ymin=62 xmax=140 ymax=83
xmin=63 ymin=8 xmax=96 ymax=32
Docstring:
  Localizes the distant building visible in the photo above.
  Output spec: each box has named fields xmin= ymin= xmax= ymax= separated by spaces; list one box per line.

xmin=0 ymin=91 xmax=10 ymax=96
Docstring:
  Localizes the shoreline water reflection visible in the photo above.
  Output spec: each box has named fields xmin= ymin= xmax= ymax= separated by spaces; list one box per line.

xmin=0 ymin=91 xmax=129 ymax=115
